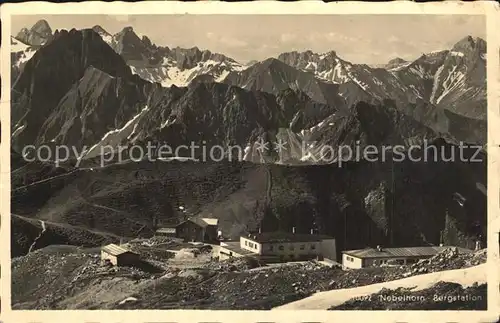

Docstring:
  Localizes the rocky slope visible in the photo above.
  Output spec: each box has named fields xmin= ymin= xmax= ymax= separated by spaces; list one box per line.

xmin=11 ymin=214 xmax=118 ymax=258
xmin=12 ymin=135 xmax=487 ymax=259
xmin=390 ymin=37 xmax=486 ymax=120
xmin=10 ymin=21 xmax=487 ymax=261
xmin=12 ymin=21 xmax=487 ymax=123
xmin=15 ymin=19 xmax=52 ymax=46
xmin=14 ymin=26 xmax=484 ymax=166
xmin=277 ymin=36 xmax=486 ymax=120
xmin=11 ymin=244 xmax=486 ymax=310
xmin=11 ymin=20 xmax=53 ymax=83
xmin=96 ymin=25 xmax=245 ymax=86
xmin=11 ymin=22 xmax=486 ymax=156
xmin=11 ymin=28 xmax=321 ymax=161
xmin=223 ymin=57 xmax=355 ymax=110
xmin=10 ymin=36 xmax=37 ymax=84
xmin=11 ymin=28 xmax=147 ymax=154
xmin=277 ymin=50 xmax=419 ymax=108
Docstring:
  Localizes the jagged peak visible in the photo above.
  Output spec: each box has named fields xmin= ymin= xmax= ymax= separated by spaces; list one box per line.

xmin=141 ymin=35 xmax=152 ymax=46
xmin=322 ymin=50 xmax=337 ymax=58
xmin=387 ymin=57 xmax=407 ymax=64
xmin=51 ymin=28 xmax=112 ymax=45
xmin=31 ymin=19 xmax=52 ymax=33
xmin=452 ymin=35 xmax=486 ymax=53
xmin=92 ymin=25 xmax=110 ymax=35
xmin=121 ymin=26 xmax=134 ymax=33
xmin=261 ymin=57 xmax=286 ymax=67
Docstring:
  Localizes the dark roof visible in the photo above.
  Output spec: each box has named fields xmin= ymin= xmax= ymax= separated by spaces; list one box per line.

xmin=176 ymin=218 xmax=215 ymax=228
xmin=101 ymin=244 xmax=138 ymax=256
xmin=342 ymin=246 xmax=473 ymax=259
xmin=244 ymin=232 xmax=334 ymax=243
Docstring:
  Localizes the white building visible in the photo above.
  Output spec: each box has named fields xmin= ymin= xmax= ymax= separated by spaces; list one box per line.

xmin=218 ymin=230 xmax=336 ymax=262
xmin=342 ymin=245 xmax=473 ymax=269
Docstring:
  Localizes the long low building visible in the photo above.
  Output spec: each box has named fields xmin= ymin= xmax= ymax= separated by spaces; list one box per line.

xmin=218 ymin=241 xmax=256 ymax=261
xmin=218 ymin=230 xmax=336 ymax=263
xmin=101 ymin=244 xmax=140 ymax=266
xmin=342 ymin=245 xmax=473 ymax=269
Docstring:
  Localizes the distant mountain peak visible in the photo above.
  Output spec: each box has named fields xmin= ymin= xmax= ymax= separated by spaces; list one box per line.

xmin=15 ymin=19 xmax=53 ymax=46
xmin=246 ymin=60 xmax=258 ymax=66
xmin=32 ymin=19 xmax=52 ymax=33
xmin=261 ymin=57 xmax=286 ymax=68
xmin=388 ymin=57 xmax=407 ymax=64
xmin=452 ymin=35 xmax=486 ymax=53
xmin=323 ymin=50 xmax=337 ymax=57
xmin=121 ymin=26 xmax=135 ymax=33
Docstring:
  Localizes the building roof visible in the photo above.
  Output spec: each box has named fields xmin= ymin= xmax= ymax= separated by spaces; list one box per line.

xmin=156 ymin=227 xmax=176 ymax=234
xmin=176 ymin=217 xmax=218 ymax=228
xmin=101 ymin=244 xmax=138 ymax=256
xmin=200 ymin=218 xmax=218 ymax=226
xmin=244 ymin=232 xmax=333 ymax=243
xmin=220 ymin=241 xmax=255 ymax=256
xmin=342 ymin=246 xmax=473 ymax=259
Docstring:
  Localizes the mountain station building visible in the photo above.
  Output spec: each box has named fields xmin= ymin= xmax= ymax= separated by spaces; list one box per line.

xmin=175 ymin=217 xmax=219 ymax=242
xmin=100 ymin=244 xmax=140 ymax=266
xmin=342 ymin=245 xmax=473 ymax=269
xmin=218 ymin=229 xmax=336 ymax=263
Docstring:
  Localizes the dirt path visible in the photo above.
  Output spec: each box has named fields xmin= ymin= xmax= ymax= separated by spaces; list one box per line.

xmin=28 ymin=219 xmax=46 ymax=253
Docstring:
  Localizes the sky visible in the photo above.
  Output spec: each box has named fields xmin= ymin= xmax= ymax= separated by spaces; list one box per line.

xmin=12 ymin=15 xmax=486 ymax=65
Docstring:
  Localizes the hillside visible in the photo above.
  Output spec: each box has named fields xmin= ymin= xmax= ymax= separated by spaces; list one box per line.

xmin=11 ymin=244 xmax=486 ymax=310
xmin=12 ymin=136 xmax=487 ymax=260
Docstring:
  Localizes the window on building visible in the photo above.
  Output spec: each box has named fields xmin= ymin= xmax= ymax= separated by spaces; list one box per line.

xmin=278 ymin=245 xmax=284 ymax=251
xmin=311 ymin=244 xmax=316 ymax=250
xmin=300 ymin=244 xmax=305 ymax=250
xmin=245 ymin=241 xmax=248 ymax=246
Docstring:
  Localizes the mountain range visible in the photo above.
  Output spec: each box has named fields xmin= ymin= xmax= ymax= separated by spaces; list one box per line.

xmin=10 ymin=20 xmax=487 ymax=257
xmin=11 ymin=20 xmax=487 ymax=164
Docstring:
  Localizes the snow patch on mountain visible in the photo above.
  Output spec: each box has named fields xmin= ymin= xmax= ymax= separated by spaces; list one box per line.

xmin=429 ymin=65 xmax=445 ymax=103
xmin=435 ymin=67 xmax=466 ymax=104
xmin=450 ymin=51 xmax=465 ymax=57
xmin=84 ymin=105 xmax=151 ymax=159
xmin=130 ymin=59 xmax=244 ymax=86
xmin=11 ymin=36 xmax=30 ymax=52
xmin=15 ymin=50 xmax=37 ymax=68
